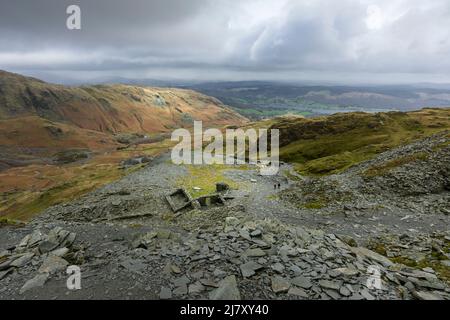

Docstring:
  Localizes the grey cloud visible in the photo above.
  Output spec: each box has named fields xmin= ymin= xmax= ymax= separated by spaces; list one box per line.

xmin=0 ymin=0 xmax=450 ymax=83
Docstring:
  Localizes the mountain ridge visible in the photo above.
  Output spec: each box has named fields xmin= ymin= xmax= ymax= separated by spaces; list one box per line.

xmin=0 ymin=70 xmax=247 ymax=133
xmin=0 ymin=70 xmax=247 ymax=164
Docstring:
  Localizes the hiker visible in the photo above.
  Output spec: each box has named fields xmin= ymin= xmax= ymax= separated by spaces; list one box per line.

xmin=278 ymin=183 xmax=281 ymax=189
xmin=274 ymin=184 xmax=277 ymax=190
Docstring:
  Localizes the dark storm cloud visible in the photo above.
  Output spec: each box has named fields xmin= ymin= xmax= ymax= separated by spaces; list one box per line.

xmin=0 ymin=0 xmax=210 ymax=50
xmin=0 ymin=0 xmax=450 ymax=83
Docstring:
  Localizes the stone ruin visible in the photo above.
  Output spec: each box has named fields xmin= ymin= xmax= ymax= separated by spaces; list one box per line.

xmin=165 ymin=182 xmax=231 ymax=213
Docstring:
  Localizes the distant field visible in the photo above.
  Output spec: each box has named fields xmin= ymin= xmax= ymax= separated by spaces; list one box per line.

xmin=230 ymin=106 xmax=313 ymax=119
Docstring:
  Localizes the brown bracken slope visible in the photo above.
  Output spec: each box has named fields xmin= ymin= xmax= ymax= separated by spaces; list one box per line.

xmin=0 ymin=70 xmax=247 ymax=158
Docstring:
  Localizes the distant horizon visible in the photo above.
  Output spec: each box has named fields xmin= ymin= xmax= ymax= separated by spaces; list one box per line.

xmin=4 ymin=68 xmax=450 ymax=90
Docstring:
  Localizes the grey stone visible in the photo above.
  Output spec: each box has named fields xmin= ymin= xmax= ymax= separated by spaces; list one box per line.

xmin=240 ymin=261 xmax=263 ymax=278
xmin=252 ymin=239 xmax=270 ymax=248
xmin=173 ymin=284 xmax=188 ymax=296
xmin=405 ymin=282 xmax=415 ymax=291
xmin=0 ymin=250 xmax=10 ymax=259
xmin=10 ymin=253 xmax=34 ymax=268
xmin=402 ymin=269 xmax=438 ymax=280
xmin=119 ymin=258 xmax=146 ymax=273
xmin=271 ymin=262 xmax=285 ymax=273
xmin=410 ymin=279 xmax=445 ymax=290
xmin=250 ymin=230 xmax=262 ymax=237
xmin=225 ymin=217 xmax=240 ymax=228
xmin=112 ymin=200 xmax=122 ymax=207
xmin=17 ymin=234 xmax=31 ymax=248
xmin=171 ymin=264 xmax=182 ymax=274
xmin=190 ymin=271 xmax=203 ymax=279
xmin=289 ymin=265 xmax=302 ymax=275
xmin=288 ymin=286 xmax=309 ymax=298
xmin=339 ymin=286 xmax=351 ymax=297
xmin=350 ymin=247 xmax=393 ymax=267
xmin=162 ymin=263 xmax=173 ymax=274
xmin=27 ymin=231 xmax=44 ymax=248
xmin=413 ymin=290 xmax=443 ymax=300
xmin=324 ymin=289 xmax=341 ymax=300
xmin=159 ymin=287 xmax=172 ymax=299
xmin=348 ymin=293 xmax=364 ymax=300
xmin=318 ymin=280 xmax=341 ymax=291
xmin=134 ymin=232 xmax=157 ymax=248
xmin=156 ymin=229 xmax=171 ymax=239
xmin=291 ymin=276 xmax=313 ymax=289
xmin=422 ymin=267 xmax=435 ymax=274
xmin=239 ymin=229 xmax=252 ymax=241
xmin=164 ymin=263 xmax=181 ymax=274
xmin=189 ymin=282 xmax=205 ymax=294
xmin=20 ymin=273 xmax=49 ymax=294
xmin=50 ymin=247 xmax=69 ymax=257
xmin=209 ymin=275 xmax=241 ymax=300
xmin=295 ymin=227 xmax=311 ymax=243
xmin=173 ymin=275 xmax=190 ymax=287
xmin=213 ymin=268 xmax=227 ymax=277
xmin=282 ymin=246 xmax=298 ymax=257
xmin=38 ymin=255 xmax=69 ymax=274
xmin=243 ymin=248 xmax=266 ymax=257
xmin=440 ymin=260 xmax=450 ymax=267
xmin=60 ymin=232 xmax=76 ymax=248
xmin=271 ymin=276 xmax=290 ymax=293
xmin=257 ymin=258 xmax=267 ymax=264
xmin=38 ymin=241 xmax=59 ymax=254
xmin=0 ymin=268 xmax=13 ymax=280
xmin=360 ymin=289 xmax=376 ymax=300
xmin=200 ymin=278 xmax=219 ymax=288
xmin=333 ymin=267 xmax=359 ymax=277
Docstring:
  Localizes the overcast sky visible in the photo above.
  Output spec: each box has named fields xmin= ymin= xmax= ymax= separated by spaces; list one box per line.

xmin=1 ymin=0 xmax=450 ymax=84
